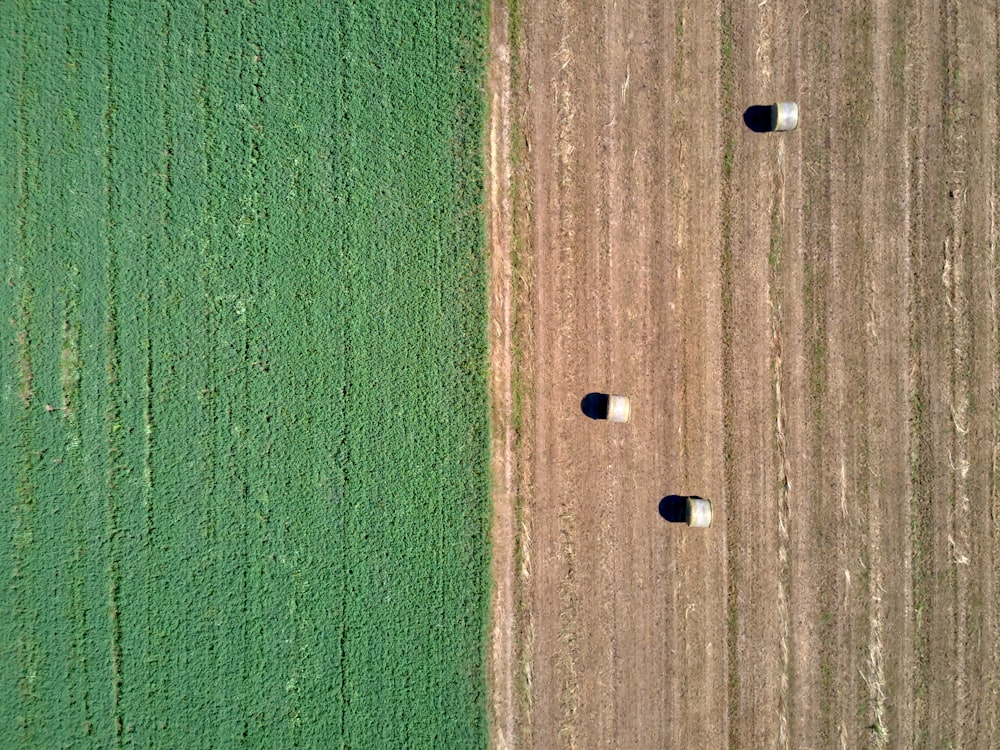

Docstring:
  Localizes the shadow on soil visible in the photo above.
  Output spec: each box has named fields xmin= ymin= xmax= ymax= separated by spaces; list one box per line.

xmin=581 ymin=392 xmax=610 ymax=420
xmin=659 ymin=495 xmax=689 ymax=523
xmin=743 ymin=104 xmax=774 ymax=133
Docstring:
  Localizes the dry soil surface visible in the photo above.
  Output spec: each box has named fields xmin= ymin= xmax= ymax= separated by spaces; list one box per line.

xmin=487 ymin=1 xmax=1000 ymax=748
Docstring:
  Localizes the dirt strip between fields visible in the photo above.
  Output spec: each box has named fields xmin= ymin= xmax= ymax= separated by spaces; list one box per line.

xmin=486 ymin=1 xmax=516 ymax=747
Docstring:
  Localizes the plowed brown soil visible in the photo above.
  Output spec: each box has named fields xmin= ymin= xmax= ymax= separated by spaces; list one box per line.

xmin=487 ymin=1 xmax=1000 ymax=748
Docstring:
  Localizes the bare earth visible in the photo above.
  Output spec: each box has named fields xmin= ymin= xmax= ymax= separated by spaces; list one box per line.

xmin=487 ymin=0 xmax=1000 ymax=748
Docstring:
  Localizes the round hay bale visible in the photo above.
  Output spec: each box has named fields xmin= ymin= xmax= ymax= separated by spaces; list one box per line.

xmin=686 ymin=497 xmax=713 ymax=528
xmin=770 ymin=101 xmax=798 ymax=131
xmin=606 ymin=394 xmax=631 ymax=423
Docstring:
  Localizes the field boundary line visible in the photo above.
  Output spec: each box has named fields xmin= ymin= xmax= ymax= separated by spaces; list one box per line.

xmin=487 ymin=1 xmax=518 ymax=747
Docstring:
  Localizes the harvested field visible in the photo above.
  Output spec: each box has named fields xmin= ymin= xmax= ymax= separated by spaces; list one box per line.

xmin=487 ymin=0 xmax=1000 ymax=747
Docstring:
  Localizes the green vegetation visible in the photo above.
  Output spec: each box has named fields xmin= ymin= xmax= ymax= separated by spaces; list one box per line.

xmin=0 ymin=2 xmax=490 ymax=747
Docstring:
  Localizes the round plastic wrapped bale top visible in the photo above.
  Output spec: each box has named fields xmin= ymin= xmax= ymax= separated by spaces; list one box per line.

xmin=606 ymin=394 xmax=631 ymax=423
xmin=686 ymin=497 xmax=713 ymax=528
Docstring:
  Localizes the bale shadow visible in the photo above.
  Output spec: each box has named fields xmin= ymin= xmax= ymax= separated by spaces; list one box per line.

xmin=658 ymin=495 xmax=689 ymax=524
xmin=743 ymin=104 xmax=773 ymax=133
xmin=581 ymin=392 xmax=609 ymax=420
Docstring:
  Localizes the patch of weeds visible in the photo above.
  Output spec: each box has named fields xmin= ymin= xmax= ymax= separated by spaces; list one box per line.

xmin=768 ymin=232 xmax=781 ymax=272
xmin=720 ymin=5 xmax=734 ymax=99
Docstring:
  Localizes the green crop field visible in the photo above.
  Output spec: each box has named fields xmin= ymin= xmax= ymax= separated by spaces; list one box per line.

xmin=0 ymin=1 xmax=489 ymax=747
